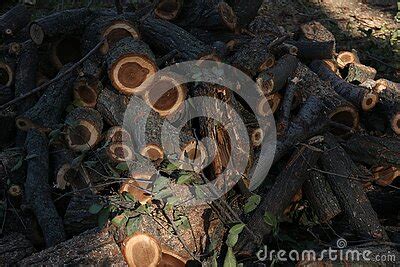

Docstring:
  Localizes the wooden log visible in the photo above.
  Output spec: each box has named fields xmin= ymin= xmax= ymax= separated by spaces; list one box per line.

xmin=29 ymin=8 xmax=93 ymax=45
xmin=0 ymin=232 xmax=35 ymax=264
xmin=0 ymin=85 xmax=13 ymax=105
xmin=188 ymin=28 xmax=251 ymax=46
xmin=122 ymin=233 xmax=162 ymax=266
xmin=343 ymin=134 xmax=400 ymax=167
xmin=236 ymin=137 xmax=324 ymax=255
xmin=15 ymin=41 xmax=38 ymax=115
xmin=50 ymin=36 xmax=82 ymax=70
xmin=372 ymin=166 xmax=400 ymax=187
xmin=300 ymin=21 xmax=336 ymax=44
xmin=65 ymin=107 xmax=104 ymax=152
xmin=230 ymin=36 xmax=275 ymax=77
xmin=82 ymin=15 xmax=140 ymax=57
xmin=0 ymin=61 xmax=14 ymax=87
xmin=336 ymin=50 xmax=359 ymax=69
xmin=374 ymin=78 xmax=400 ymax=92
xmin=303 ymin=169 xmax=342 ymax=223
xmin=0 ymin=4 xmax=31 ymax=37
xmin=367 ymin=187 xmax=400 ymax=218
xmin=288 ymin=40 xmax=335 ymax=60
xmin=19 ymin=228 xmax=126 ymax=265
xmin=248 ymin=16 xmax=282 ymax=36
xmin=226 ymin=0 xmax=264 ymax=28
xmin=176 ymin=0 xmax=237 ymax=31
xmin=155 ymin=0 xmax=184 ymax=20
xmin=310 ymin=60 xmax=378 ymax=111
xmin=270 ymin=43 xmax=299 ymax=58
xmin=373 ymin=85 xmax=400 ymax=135
xmin=345 ymin=63 xmax=377 ymax=84
xmin=16 ymin=64 xmax=76 ymax=132
xmin=142 ymin=74 xmax=187 ymax=117
xmin=25 ymin=129 xmax=66 ymax=247
xmin=256 ymin=54 xmax=298 ymax=95
xmin=0 ymin=108 xmax=17 ymax=147
xmin=256 ymin=92 xmax=281 ymax=116
xmin=49 ymin=143 xmax=76 ymax=190
xmin=106 ymin=37 xmax=157 ymax=95
xmin=140 ymin=16 xmax=213 ymax=61
xmin=64 ymin=194 xmax=99 ymax=236
xmin=73 ymin=76 xmax=101 ymax=108
xmin=291 ymin=63 xmax=359 ymax=135
xmin=320 ymin=134 xmax=388 ymax=241
xmin=96 ymin=86 xmax=129 ymax=126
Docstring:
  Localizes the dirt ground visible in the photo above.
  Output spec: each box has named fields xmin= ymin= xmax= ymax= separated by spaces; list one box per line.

xmin=259 ymin=0 xmax=399 ymax=81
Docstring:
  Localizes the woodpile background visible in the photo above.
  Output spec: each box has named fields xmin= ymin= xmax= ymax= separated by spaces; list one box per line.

xmin=0 ymin=0 xmax=399 ymax=266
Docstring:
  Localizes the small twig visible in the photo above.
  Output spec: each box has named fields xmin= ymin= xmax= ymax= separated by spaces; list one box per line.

xmin=267 ymin=34 xmax=292 ymax=50
xmin=0 ymin=39 xmax=106 ymax=111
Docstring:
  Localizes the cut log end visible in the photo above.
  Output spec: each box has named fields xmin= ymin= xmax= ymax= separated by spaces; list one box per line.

xmin=108 ymin=143 xmax=134 ymax=163
xmin=218 ymin=2 xmax=237 ymax=31
xmin=159 ymin=249 xmax=187 ymax=267
xmin=111 ymin=55 xmax=157 ymax=95
xmin=8 ymin=184 xmax=22 ymax=197
xmin=392 ymin=113 xmax=400 ymax=135
xmin=337 ymin=51 xmax=358 ymax=68
xmin=120 ymin=178 xmax=152 ymax=204
xmin=121 ymin=233 xmax=162 ymax=267
xmin=251 ymin=128 xmax=264 ymax=147
xmin=329 ymin=106 xmax=359 ymax=135
xmin=322 ymin=59 xmax=337 ymax=73
xmin=155 ymin=0 xmax=183 ymax=20
xmin=66 ymin=120 xmax=101 ymax=152
xmin=179 ymin=140 xmax=208 ymax=172
xmin=56 ymin=164 xmax=74 ymax=190
xmin=29 ymin=22 xmax=44 ymax=45
xmin=144 ymin=76 xmax=186 ymax=116
xmin=361 ymin=92 xmax=378 ymax=111
xmin=51 ymin=36 xmax=81 ymax=70
xmin=373 ymin=166 xmax=400 ymax=186
xmin=73 ymin=79 xmax=99 ymax=108
xmin=141 ymin=144 xmax=164 ymax=161
xmin=106 ymin=126 xmax=131 ymax=143
xmin=258 ymin=55 xmax=276 ymax=73
xmin=257 ymin=93 xmax=282 ymax=116
xmin=15 ymin=117 xmax=35 ymax=131
xmin=0 ymin=63 xmax=13 ymax=87
xmin=102 ymin=22 xmax=139 ymax=54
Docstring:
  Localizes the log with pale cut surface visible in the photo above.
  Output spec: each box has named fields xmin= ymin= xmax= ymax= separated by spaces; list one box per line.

xmin=73 ymin=76 xmax=101 ymax=108
xmin=155 ymin=0 xmax=184 ymax=20
xmin=65 ymin=107 xmax=104 ymax=152
xmin=256 ymin=54 xmax=299 ymax=95
xmin=29 ymin=8 xmax=93 ymax=45
xmin=346 ymin=62 xmax=377 ymax=84
xmin=49 ymin=143 xmax=76 ymax=190
xmin=106 ymin=37 xmax=157 ymax=95
xmin=310 ymin=60 xmax=378 ymax=111
xmin=336 ymin=50 xmax=359 ymax=69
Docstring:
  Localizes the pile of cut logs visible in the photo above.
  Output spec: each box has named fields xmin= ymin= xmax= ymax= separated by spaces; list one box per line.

xmin=0 ymin=1 xmax=399 ymax=266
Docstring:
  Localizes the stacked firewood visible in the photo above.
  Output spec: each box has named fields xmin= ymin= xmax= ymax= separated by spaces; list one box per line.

xmin=0 ymin=1 xmax=399 ymax=265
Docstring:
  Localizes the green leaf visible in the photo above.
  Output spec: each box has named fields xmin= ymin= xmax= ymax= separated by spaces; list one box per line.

xmin=264 ymin=211 xmax=278 ymax=228
xmin=97 ymin=207 xmax=110 ymax=228
xmin=229 ymin=223 xmax=245 ymax=235
xmin=88 ymin=203 xmax=103 ymax=214
xmin=153 ymin=176 xmax=169 ymax=193
xmin=111 ymin=214 xmax=128 ymax=227
xmin=177 ymin=174 xmax=193 ymax=185
xmin=11 ymin=157 xmax=23 ymax=172
xmin=175 ymin=215 xmax=190 ymax=230
xmin=126 ymin=216 xmax=142 ymax=236
xmin=165 ymin=163 xmax=178 ymax=171
xmin=153 ymin=188 xmax=173 ymax=200
xmin=166 ymin=196 xmax=179 ymax=206
xmin=116 ymin=162 xmax=129 ymax=171
xmin=122 ymin=191 xmax=136 ymax=202
xmin=243 ymin=194 xmax=261 ymax=214
xmin=194 ymin=185 xmax=207 ymax=199
xmin=225 ymin=233 xmax=238 ymax=247
xmin=223 ymin=247 xmax=237 ymax=267
xmin=212 ymin=253 xmax=218 ymax=267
